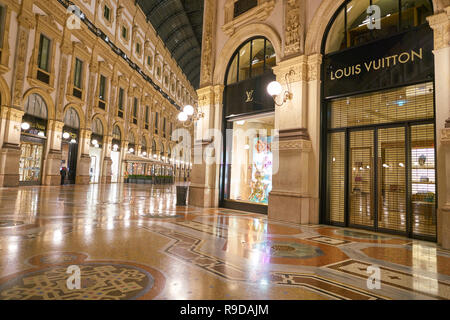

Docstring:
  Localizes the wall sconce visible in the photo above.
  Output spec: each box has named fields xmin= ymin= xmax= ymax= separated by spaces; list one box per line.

xmin=178 ymin=104 xmax=204 ymax=127
xmin=63 ymin=132 xmax=70 ymax=139
xmin=267 ymin=70 xmax=295 ymax=106
xmin=128 ymin=147 xmax=134 ymax=153
xmin=142 ymin=151 xmax=147 ymax=157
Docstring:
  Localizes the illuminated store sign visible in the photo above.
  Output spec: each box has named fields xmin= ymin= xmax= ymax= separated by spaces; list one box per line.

xmin=323 ymin=25 xmax=434 ymax=98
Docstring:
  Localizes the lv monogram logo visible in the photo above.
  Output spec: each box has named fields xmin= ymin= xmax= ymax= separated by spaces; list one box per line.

xmin=245 ymin=90 xmax=254 ymax=102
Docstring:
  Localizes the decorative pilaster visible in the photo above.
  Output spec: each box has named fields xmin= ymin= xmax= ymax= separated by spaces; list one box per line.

xmin=75 ymin=129 xmax=92 ymax=184
xmin=42 ymin=120 xmax=64 ymax=186
xmin=189 ymin=85 xmax=220 ymax=208
xmin=0 ymin=107 xmax=24 ymax=187
xmin=427 ymin=7 xmax=450 ymax=249
xmin=284 ymin=0 xmax=306 ymax=56
xmin=199 ymin=0 xmax=216 ymax=87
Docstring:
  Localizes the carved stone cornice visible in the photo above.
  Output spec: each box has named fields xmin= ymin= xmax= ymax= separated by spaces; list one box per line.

xmin=222 ymin=0 xmax=275 ymax=37
xmin=307 ymin=54 xmax=322 ymax=81
xmin=272 ymin=139 xmax=312 ymax=152
xmin=427 ymin=7 xmax=450 ymax=50
xmin=273 ymin=55 xmax=307 ymax=83
xmin=197 ymin=86 xmax=215 ymax=107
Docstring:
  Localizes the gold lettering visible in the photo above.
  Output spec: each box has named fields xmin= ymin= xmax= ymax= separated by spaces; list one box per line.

xmin=411 ymin=48 xmax=423 ymax=61
xmin=373 ymin=59 xmax=381 ymax=70
xmin=398 ymin=52 xmax=410 ymax=64
xmin=364 ymin=61 xmax=373 ymax=72
xmin=355 ymin=64 xmax=361 ymax=74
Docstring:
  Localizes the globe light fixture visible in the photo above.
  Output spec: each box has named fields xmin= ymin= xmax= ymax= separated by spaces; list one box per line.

xmin=94 ymin=143 xmax=100 ymax=148
xmin=129 ymin=148 xmax=134 ymax=153
xmin=178 ymin=104 xmax=204 ymax=127
xmin=266 ymin=70 xmax=295 ymax=106
xmin=267 ymin=81 xmax=282 ymax=97
xmin=70 ymin=138 xmax=77 ymax=144
xmin=113 ymin=144 xmax=119 ymax=151
xmin=92 ymin=139 xmax=98 ymax=146
xmin=21 ymin=122 xmax=30 ymax=130
xmin=63 ymin=132 xmax=70 ymax=139
xmin=178 ymin=112 xmax=188 ymax=122
xmin=183 ymin=104 xmax=194 ymax=116
xmin=142 ymin=151 xmax=147 ymax=156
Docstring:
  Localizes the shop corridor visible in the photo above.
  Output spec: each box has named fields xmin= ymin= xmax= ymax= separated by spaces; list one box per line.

xmin=0 ymin=183 xmax=448 ymax=300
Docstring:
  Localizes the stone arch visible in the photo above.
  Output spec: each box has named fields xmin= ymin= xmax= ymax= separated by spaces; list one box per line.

xmin=63 ymin=103 xmax=85 ymax=129
xmin=305 ymin=0 xmax=441 ymax=55
xmin=128 ymin=128 xmax=138 ymax=144
xmin=0 ymin=76 xmax=10 ymax=107
xmin=23 ymin=88 xmax=55 ymax=120
xmin=213 ymin=23 xmax=282 ymax=85
xmin=91 ymin=113 xmax=107 ymax=136
xmin=112 ymin=121 xmax=124 ymax=140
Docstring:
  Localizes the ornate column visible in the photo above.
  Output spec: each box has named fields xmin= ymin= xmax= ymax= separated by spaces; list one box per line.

xmin=189 ymin=86 xmax=220 ymax=207
xmin=102 ymin=135 xmax=113 ymax=184
xmin=268 ymin=54 xmax=319 ymax=224
xmin=428 ymin=7 xmax=450 ymax=249
xmin=75 ymin=129 xmax=92 ymax=184
xmin=42 ymin=120 xmax=65 ymax=185
xmin=0 ymin=1 xmax=34 ymax=186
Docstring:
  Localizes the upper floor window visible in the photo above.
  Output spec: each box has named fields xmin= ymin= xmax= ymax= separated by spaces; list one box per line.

xmin=226 ymin=37 xmax=276 ymax=85
xmin=73 ymin=58 xmax=84 ymax=98
xmin=132 ymin=97 xmax=138 ymax=125
xmin=121 ymin=26 xmax=128 ymax=40
xmin=154 ymin=111 xmax=159 ymax=134
xmin=163 ymin=117 xmax=167 ymax=138
xmin=234 ymin=0 xmax=257 ymax=18
xmin=144 ymin=106 xmax=149 ymax=130
xmin=103 ymin=5 xmax=111 ymax=21
xmin=38 ymin=34 xmax=51 ymax=72
xmin=156 ymin=65 xmax=161 ymax=77
xmin=324 ymin=0 xmax=433 ymax=54
xmin=147 ymin=55 xmax=152 ymax=67
xmin=118 ymin=87 xmax=124 ymax=118
xmin=136 ymin=42 xmax=141 ymax=55
xmin=37 ymin=34 xmax=51 ymax=84
xmin=98 ymin=75 xmax=107 ymax=109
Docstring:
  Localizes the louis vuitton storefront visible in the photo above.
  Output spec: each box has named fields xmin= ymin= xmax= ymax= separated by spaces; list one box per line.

xmin=320 ymin=0 xmax=437 ymax=240
xmin=220 ymin=37 xmax=277 ymax=213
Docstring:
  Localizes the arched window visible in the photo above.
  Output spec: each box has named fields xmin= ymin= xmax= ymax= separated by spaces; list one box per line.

xmin=152 ymin=139 xmax=157 ymax=155
xmin=128 ymin=132 xmax=135 ymax=144
xmin=160 ymin=142 xmax=165 ymax=157
xmin=64 ymin=107 xmax=80 ymax=129
xmin=225 ymin=37 xmax=276 ymax=85
xmin=25 ymin=93 xmax=48 ymax=119
xmin=324 ymin=0 xmax=433 ymax=54
xmin=112 ymin=125 xmax=121 ymax=141
xmin=92 ymin=118 xmax=103 ymax=136
xmin=141 ymin=136 xmax=147 ymax=150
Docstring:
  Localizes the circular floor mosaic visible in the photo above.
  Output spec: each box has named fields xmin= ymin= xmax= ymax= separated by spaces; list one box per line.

xmin=0 ymin=253 xmax=165 ymax=300
xmin=254 ymin=241 xmax=324 ymax=259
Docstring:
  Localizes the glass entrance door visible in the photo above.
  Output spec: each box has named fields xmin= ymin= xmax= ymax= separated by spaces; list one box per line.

xmin=349 ymin=130 xmax=374 ymax=228
xmin=327 ymin=124 xmax=436 ymax=239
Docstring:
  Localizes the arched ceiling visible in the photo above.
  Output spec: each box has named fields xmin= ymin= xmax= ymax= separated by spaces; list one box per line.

xmin=137 ymin=0 xmax=204 ymax=89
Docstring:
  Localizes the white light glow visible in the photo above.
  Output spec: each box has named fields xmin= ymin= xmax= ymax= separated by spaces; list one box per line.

xmin=178 ymin=112 xmax=188 ymax=122
xmin=63 ymin=132 xmax=70 ymax=139
xmin=267 ymin=81 xmax=282 ymax=96
xmin=183 ymin=105 xmax=194 ymax=116
xmin=21 ymin=122 xmax=30 ymax=130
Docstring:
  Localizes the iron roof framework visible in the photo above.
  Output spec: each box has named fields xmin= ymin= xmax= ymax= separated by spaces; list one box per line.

xmin=137 ymin=0 xmax=204 ymax=89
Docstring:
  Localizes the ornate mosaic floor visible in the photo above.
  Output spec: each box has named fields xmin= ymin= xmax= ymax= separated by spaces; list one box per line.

xmin=0 ymin=184 xmax=448 ymax=300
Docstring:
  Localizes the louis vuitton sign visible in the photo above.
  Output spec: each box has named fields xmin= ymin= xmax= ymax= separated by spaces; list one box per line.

xmin=323 ymin=25 xmax=434 ymax=99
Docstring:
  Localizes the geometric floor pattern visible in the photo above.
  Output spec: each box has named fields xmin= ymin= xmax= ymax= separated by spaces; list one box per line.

xmin=0 ymin=184 xmax=448 ymax=300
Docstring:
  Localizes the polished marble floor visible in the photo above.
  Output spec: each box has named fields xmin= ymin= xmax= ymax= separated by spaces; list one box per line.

xmin=0 ymin=183 xmax=448 ymax=300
